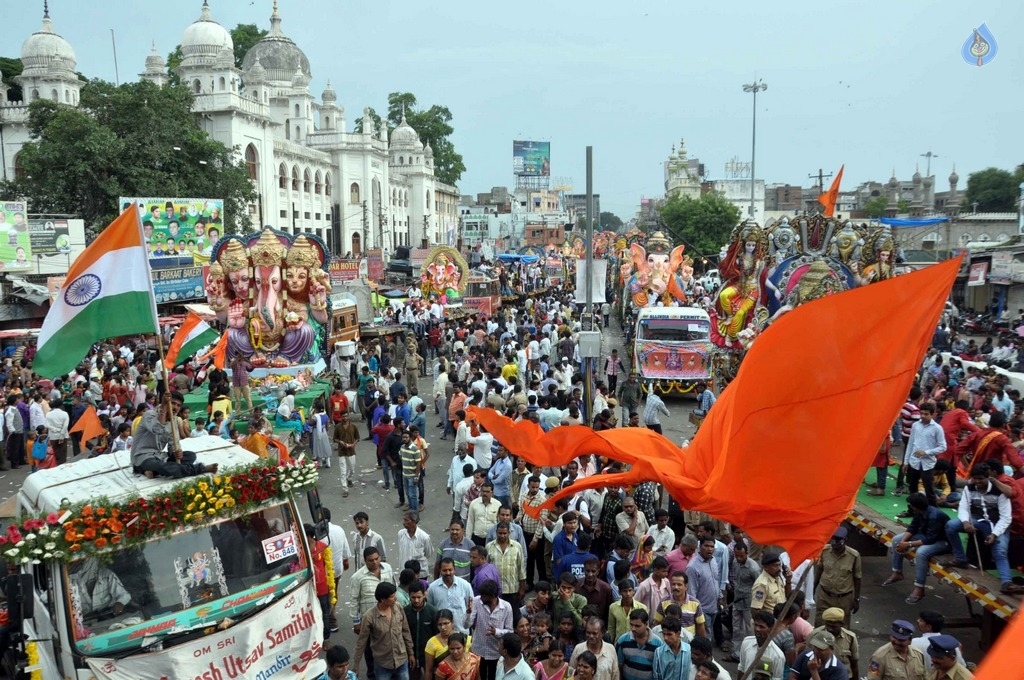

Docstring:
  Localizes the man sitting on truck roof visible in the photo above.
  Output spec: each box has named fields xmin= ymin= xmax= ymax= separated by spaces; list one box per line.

xmin=131 ymin=392 xmax=218 ymax=479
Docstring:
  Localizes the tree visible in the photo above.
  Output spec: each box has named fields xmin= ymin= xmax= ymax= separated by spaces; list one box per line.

xmin=966 ymin=167 xmax=1019 ymax=212
xmin=862 ymin=195 xmax=889 ymax=218
xmin=897 ymin=198 xmax=911 ymax=213
xmin=0 ymin=79 xmax=255 ymax=233
xmin=599 ymin=211 xmax=623 ymax=230
xmin=657 ymin=192 xmax=741 ymax=257
xmin=166 ymin=24 xmax=268 ymax=87
xmin=354 ymin=107 xmax=381 ymax=135
xmin=385 ymin=92 xmax=465 ymax=186
xmin=0 ymin=57 xmax=24 ymax=102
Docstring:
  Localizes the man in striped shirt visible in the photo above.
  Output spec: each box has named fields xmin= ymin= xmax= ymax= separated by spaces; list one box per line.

xmin=617 ymin=609 xmax=664 ymax=680
xmin=642 ymin=386 xmax=670 ymax=435
xmin=895 ymin=386 xmax=923 ymax=495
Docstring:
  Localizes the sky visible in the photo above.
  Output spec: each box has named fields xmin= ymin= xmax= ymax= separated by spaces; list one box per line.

xmin=6 ymin=1 xmax=1022 ymax=219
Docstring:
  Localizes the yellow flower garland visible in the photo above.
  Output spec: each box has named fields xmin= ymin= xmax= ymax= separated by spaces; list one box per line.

xmin=25 ymin=640 xmax=41 ymax=680
xmin=323 ymin=546 xmax=336 ymax=606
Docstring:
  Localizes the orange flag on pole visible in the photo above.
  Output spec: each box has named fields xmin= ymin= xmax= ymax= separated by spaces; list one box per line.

xmin=69 ymin=405 xmax=106 ymax=447
xmin=818 ymin=165 xmax=844 ymax=217
xmin=469 ymin=256 xmax=960 ymax=565
xmin=975 ymin=608 xmax=1024 ymax=679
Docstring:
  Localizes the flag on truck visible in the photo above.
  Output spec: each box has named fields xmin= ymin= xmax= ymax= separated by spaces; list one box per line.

xmin=163 ymin=312 xmax=220 ymax=369
xmin=32 ymin=208 xmax=158 ymax=379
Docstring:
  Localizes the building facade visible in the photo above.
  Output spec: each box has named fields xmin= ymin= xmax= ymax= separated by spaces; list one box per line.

xmin=0 ymin=2 xmax=459 ymax=256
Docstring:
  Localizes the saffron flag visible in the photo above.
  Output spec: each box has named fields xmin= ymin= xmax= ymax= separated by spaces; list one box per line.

xmin=469 ymin=256 xmax=961 ymax=565
xmin=196 ymin=330 xmax=228 ymax=370
xmin=818 ymin=165 xmax=844 ymax=217
xmin=164 ymin=311 xmax=220 ymax=369
xmin=69 ymin=405 xmax=106 ymax=447
xmin=33 ymin=208 xmax=158 ymax=379
xmin=975 ymin=607 xmax=1024 ymax=680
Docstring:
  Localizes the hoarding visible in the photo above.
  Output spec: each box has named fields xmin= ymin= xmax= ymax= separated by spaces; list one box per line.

xmin=512 ymin=141 xmax=551 ymax=177
xmin=0 ymin=201 xmax=30 ymax=271
xmin=119 ymin=197 xmax=224 ymax=264
xmin=28 ymin=218 xmax=72 ymax=255
xmin=366 ymin=249 xmax=385 ymax=281
xmin=151 ymin=264 xmax=206 ymax=304
xmin=329 ymin=259 xmax=361 ymax=284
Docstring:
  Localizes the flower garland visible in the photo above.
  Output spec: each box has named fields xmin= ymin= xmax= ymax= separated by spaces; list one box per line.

xmin=25 ymin=640 xmax=41 ymax=680
xmin=324 ymin=546 xmax=336 ymax=606
xmin=0 ymin=460 xmax=319 ymax=565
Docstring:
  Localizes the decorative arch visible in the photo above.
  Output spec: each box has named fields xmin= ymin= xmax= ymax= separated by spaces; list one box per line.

xmin=352 ymin=232 xmax=362 ymax=256
xmin=193 ymin=79 xmax=201 ymax=94
xmin=278 ymin=162 xmax=288 ymax=189
xmin=219 ymin=76 xmax=226 ymax=91
xmin=245 ymin=144 xmax=259 ymax=182
xmin=294 ymin=103 xmax=300 ymax=117
xmin=314 ymin=171 xmax=322 ymax=195
xmin=997 ymin=233 xmax=1010 ymax=242
xmin=324 ymin=173 xmax=333 ymax=197
xmin=303 ymin=168 xmax=312 ymax=193
xmin=30 ymin=89 xmax=39 ymax=101
xmin=426 ymin=191 xmax=432 ymax=210
xmin=292 ymin=165 xmax=300 ymax=191
xmin=404 ymin=191 xmax=409 ymax=208
xmin=50 ymin=88 xmax=58 ymax=100
xmin=350 ymin=183 xmax=360 ymax=205
xmin=12 ymin=153 xmax=25 ymax=180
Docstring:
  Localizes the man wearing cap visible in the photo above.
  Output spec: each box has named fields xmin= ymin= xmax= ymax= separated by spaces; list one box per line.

xmin=811 ymin=608 xmax=859 ymax=680
xmin=867 ymin=620 xmax=926 ymax=680
xmin=813 ymin=527 xmax=861 ymax=628
xmin=790 ymin=630 xmax=849 ymax=680
xmin=923 ymin=635 xmax=971 ymax=680
xmin=750 ymin=552 xmax=787 ymax=615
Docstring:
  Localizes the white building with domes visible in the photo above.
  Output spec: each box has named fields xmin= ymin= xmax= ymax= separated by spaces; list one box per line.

xmin=0 ymin=1 xmax=460 ymax=256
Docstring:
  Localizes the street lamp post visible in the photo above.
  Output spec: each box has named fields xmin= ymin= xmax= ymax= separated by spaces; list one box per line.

xmin=742 ymin=79 xmax=767 ymax=219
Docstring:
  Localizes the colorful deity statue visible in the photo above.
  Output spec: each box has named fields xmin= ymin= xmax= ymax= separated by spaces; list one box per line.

xmin=220 ymin=239 xmax=255 ymax=360
xmin=279 ymin=235 xmax=330 ymax=363
xmin=712 ymin=221 xmax=769 ymax=348
xmin=827 ymin=220 xmax=865 ymax=265
xmin=204 ymin=261 xmax=228 ymax=314
xmin=248 ymin=230 xmax=287 ymax=366
xmin=421 ymin=246 xmax=468 ymax=304
xmin=625 ymin=230 xmax=688 ymax=307
xmin=854 ymin=225 xmax=896 ymax=286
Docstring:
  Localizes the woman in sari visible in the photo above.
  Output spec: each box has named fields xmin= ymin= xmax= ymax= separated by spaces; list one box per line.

xmin=425 ymin=609 xmax=470 ymax=680
xmin=434 ymin=632 xmax=479 ymax=680
xmin=629 ymin=534 xmax=656 ymax=581
xmin=534 ymin=645 xmax=569 ymax=680
xmin=572 ymin=651 xmax=597 ymax=680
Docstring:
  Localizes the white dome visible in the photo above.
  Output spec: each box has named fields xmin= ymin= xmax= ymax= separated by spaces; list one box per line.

xmin=241 ymin=3 xmax=310 ymax=84
xmin=390 ymin=115 xmax=423 ymax=150
xmin=180 ymin=2 xmax=233 ymax=63
xmin=145 ymin=45 xmax=166 ymax=70
xmin=321 ymin=79 xmax=337 ymax=103
xmin=246 ymin=56 xmax=268 ymax=82
xmin=20 ymin=15 xmax=76 ymax=76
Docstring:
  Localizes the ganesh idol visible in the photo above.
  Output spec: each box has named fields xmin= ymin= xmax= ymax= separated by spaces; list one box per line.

xmin=625 ymin=231 xmax=689 ymax=307
xmin=711 ymin=221 xmax=769 ymax=349
xmin=247 ymin=230 xmax=288 ymax=367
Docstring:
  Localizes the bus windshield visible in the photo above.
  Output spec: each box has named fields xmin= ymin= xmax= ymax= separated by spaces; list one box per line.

xmin=64 ymin=500 xmax=309 ymax=657
xmin=637 ymin=317 xmax=710 ymax=342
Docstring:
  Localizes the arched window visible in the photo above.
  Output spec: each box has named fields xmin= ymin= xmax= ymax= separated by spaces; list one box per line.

xmin=314 ymin=171 xmax=322 ymax=195
xmin=278 ymin=163 xmax=288 ymax=189
xmin=219 ymin=76 xmax=226 ymax=91
xmin=923 ymin=231 xmax=942 ymax=244
xmin=960 ymin=233 xmax=972 ymax=244
xmin=12 ymin=153 xmax=25 ymax=180
xmin=350 ymin=183 xmax=360 ymax=204
xmin=352 ymin=232 xmax=361 ymax=256
xmin=979 ymin=233 xmax=991 ymax=242
xmin=292 ymin=166 xmax=300 ymax=191
xmin=404 ymin=191 xmax=409 ymax=208
xmin=50 ymin=88 xmax=58 ymax=100
xmin=303 ymin=168 xmax=312 ymax=193
xmin=30 ymin=89 xmax=39 ymax=101
xmin=193 ymin=79 xmax=201 ymax=94
xmin=997 ymin=233 xmax=1010 ymax=242
xmin=245 ymin=144 xmax=259 ymax=181
xmin=399 ymin=156 xmax=404 ymax=165
xmin=294 ymin=125 xmax=300 ymax=141
xmin=64 ymin=90 xmax=69 ymax=102
xmin=426 ymin=191 xmax=431 ymax=210
xmin=324 ymin=173 xmax=332 ymax=197
xmin=324 ymin=115 xmax=330 ymax=128
xmin=294 ymin=104 xmax=300 ymax=117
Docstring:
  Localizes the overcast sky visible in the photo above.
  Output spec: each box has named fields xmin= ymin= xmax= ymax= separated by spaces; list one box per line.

xmin=7 ymin=1 xmax=1021 ymax=218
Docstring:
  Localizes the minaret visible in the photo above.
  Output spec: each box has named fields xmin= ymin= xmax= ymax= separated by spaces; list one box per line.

xmin=320 ymin=79 xmax=342 ymax=131
xmin=139 ymin=43 xmax=168 ymax=87
xmin=288 ymin=63 xmax=312 ymax=142
xmin=946 ymin=165 xmax=961 ymax=216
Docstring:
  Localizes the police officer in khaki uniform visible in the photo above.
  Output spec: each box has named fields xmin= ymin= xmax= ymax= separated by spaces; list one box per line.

xmin=749 ymin=551 xmax=787 ymax=614
xmin=812 ymin=607 xmax=859 ymax=680
xmin=925 ymin=635 xmax=972 ymax=680
xmin=814 ymin=526 xmax=862 ymax=628
xmin=868 ymin=619 xmax=926 ymax=680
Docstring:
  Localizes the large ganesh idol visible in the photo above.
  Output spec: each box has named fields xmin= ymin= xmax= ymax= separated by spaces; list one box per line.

xmin=205 ymin=228 xmax=331 ymax=367
xmin=625 ymin=230 xmax=690 ymax=308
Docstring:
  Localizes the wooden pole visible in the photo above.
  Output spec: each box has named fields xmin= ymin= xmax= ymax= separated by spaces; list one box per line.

xmin=155 ymin=331 xmax=182 ymax=455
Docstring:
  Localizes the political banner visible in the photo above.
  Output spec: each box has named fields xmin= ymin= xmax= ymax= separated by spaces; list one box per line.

xmin=0 ymin=201 xmax=30 ymax=271
xmin=28 ymin=218 xmax=72 ymax=255
xmin=119 ymin=197 xmax=225 ymax=264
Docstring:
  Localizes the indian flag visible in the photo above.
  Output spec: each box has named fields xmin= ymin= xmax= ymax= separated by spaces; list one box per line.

xmin=164 ymin=311 xmax=220 ymax=369
xmin=33 ymin=208 xmax=159 ymax=379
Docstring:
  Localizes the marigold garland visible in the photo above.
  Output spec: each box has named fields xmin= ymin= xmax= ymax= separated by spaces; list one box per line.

xmin=0 ymin=460 xmax=319 ymax=565
xmin=324 ymin=546 xmax=336 ymax=606
xmin=25 ymin=640 xmax=41 ymax=680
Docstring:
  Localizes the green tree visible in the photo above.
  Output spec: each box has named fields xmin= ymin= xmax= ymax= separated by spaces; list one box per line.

xmin=897 ymin=198 xmax=911 ymax=213
xmin=862 ymin=195 xmax=889 ymax=218
xmin=966 ymin=167 xmax=1019 ymax=212
xmin=166 ymin=23 xmax=268 ymax=87
xmin=0 ymin=79 xmax=255 ymax=233
xmin=599 ymin=211 xmax=623 ymax=230
xmin=354 ymin=107 xmax=381 ymax=135
xmin=657 ymin=192 xmax=741 ymax=257
xmin=385 ymin=92 xmax=465 ymax=186
xmin=0 ymin=57 xmax=24 ymax=102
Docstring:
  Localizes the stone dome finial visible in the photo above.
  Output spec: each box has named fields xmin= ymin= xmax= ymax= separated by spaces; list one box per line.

xmin=20 ymin=3 xmax=77 ymax=75
xmin=215 ymin=40 xmax=234 ymax=68
xmin=145 ymin=42 xmax=165 ymax=69
xmin=241 ymin=0 xmax=311 ymax=84
xmin=949 ymin=164 xmax=959 ymax=185
xmin=180 ymin=0 xmax=233 ymax=62
xmin=322 ymin=78 xmax=337 ymax=103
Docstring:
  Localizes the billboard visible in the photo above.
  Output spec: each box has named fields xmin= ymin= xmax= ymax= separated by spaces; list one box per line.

xmin=512 ymin=141 xmax=551 ymax=177
xmin=366 ymin=249 xmax=385 ymax=281
xmin=0 ymin=201 xmax=30 ymax=271
xmin=119 ymin=197 xmax=224 ymax=264
xmin=29 ymin=218 xmax=72 ymax=255
xmin=329 ymin=259 xmax=361 ymax=284
xmin=151 ymin=264 xmax=206 ymax=304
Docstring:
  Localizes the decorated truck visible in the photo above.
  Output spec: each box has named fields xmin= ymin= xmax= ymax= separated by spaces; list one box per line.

xmin=632 ymin=306 xmax=714 ymax=393
xmin=5 ymin=437 xmax=328 ymax=679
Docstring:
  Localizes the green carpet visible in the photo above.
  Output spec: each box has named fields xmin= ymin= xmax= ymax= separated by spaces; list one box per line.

xmin=182 ymin=380 xmax=332 ymax=434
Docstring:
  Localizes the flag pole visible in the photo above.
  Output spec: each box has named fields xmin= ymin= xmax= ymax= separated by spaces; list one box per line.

xmin=155 ymin=330 xmax=183 ymax=456
xmin=736 ymin=559 xmax=815 ymax=680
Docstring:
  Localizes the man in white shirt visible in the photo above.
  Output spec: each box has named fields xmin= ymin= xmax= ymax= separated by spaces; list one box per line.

xmin=904 ymin=401 xmax=946 ymax=507
xmin=467 ymin=424 xmax=495 ymax=469
xmin=397 ymin=511 xmax=434 ymax=579
xmin=324 ymin=508 xmax=353 ymax=634
xmin=738 ymin=611 xmax=786 ymax=680
xmin=45 ymin=400 xmax=70 ymax=465
xmin=649 ymin=509 xmax=676 ymax=556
